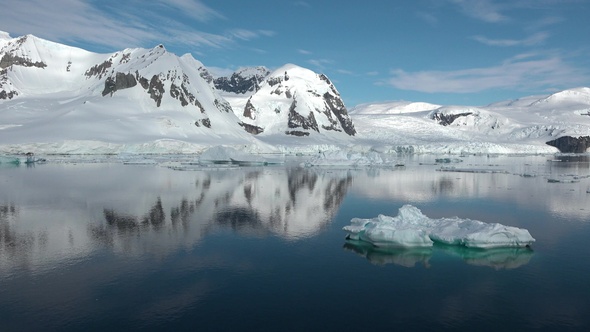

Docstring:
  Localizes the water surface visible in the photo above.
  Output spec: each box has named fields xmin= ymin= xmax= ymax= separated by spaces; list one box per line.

xmin=1 ymin=155 xmax=589 ymax=331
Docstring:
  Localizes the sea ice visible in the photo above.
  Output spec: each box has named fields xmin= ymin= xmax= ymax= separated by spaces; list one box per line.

xmin=303 ymin=150 xmax=395 ymax=166
xmin=198 ymin=145 xmax=283 ymax=165
xmin=344 ymin=205 xmax=535 ymax=249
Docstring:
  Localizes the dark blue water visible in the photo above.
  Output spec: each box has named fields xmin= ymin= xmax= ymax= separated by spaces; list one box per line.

xmin=1 ymin=155 xmax=589 ymax=331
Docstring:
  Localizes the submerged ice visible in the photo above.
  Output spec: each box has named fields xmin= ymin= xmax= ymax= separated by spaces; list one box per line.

xmin=344 ymin=205 xmax=535 ymax=249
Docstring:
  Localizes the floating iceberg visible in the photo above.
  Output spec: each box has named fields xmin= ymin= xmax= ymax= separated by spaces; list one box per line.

xmin=304 ymin=150 xmax=395 ymax=166
xmin=344 ymin=205 xmax=535 ymax=249
xmin=0 ymin=155 xmax=21 ymax=165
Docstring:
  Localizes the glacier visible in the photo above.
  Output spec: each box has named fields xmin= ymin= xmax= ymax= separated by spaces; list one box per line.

xmin=344 ymin=205 xmax=535 ymax=249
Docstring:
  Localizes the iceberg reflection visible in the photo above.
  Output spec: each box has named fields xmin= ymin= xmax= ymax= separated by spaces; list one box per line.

xmin=439 ymin=245 xmax=534 ymax=270
xmin=343 ymin=240 xmax=432 ymax=268
xmin=343 ymin=240 xmax=534 ymax=269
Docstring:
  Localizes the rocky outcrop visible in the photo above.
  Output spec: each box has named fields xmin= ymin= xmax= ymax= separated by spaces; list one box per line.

xmin=213 ymin=67 xmax=270 ymax=94
xmin=323 ymin=91 xmax=356 ymax=136
xmin=0 ymin=53 xmax=46 ymax=69
xmin=147 ymin=75 xmax=165 ymax=107
xmin=287 ymin=100 xmax=319 ymax=132
xmin=239 ymin=122 xmax=264 ymax=135
xmin=430 ymin=110 xmax=473 ymax=126
xmin=102 ymin=72 xmax=137 ymax=96
xmin=546 ymin=136 xmax=590 ymax=153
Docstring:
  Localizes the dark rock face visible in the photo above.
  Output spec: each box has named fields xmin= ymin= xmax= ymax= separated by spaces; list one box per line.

xmin=0 ymin=53 xmax=47 ymax=69
xmin=323 ymin=92 xmax=356 ymax=136
xmin=430 ymin=111 xmax=473 ymax=126
xmin=287 ymin=100 xmax=319 ymax=133
xmin=147 ymin=75 xmax=165 ymax=107
xmin=102 ymin=72 xmax=137 ymax=96
xmin=239 ymin=122 xmax=264 ymax=135
xmin=85 ymin=60 xmax=112 ymax=79
xmin=243 ymin=98 xmax=256 ymax=119
xmin=213 ymin=67 xmax=270 ymax=94
xmin=285 ymin=130 xmax=310 ymax=137
xmin=546 ymin=136 xmax=590 ymax=153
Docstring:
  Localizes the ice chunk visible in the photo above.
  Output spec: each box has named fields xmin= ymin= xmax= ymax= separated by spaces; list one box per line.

xmin=304 ymin=150 xmax=394 ymax=166
xmin=344 ymin=205 xmax=535 ymax=249
xmin=0 ymin=156 xmax=21 ymax=165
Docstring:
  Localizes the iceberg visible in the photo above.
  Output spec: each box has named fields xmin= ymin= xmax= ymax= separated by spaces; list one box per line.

xmin=344 ymin=205 xmax=535 ymax=249
xmin=304 ymin=150 xmax=395 ymax=167
xmin=0 ymin=155 xmax=21 ymax=165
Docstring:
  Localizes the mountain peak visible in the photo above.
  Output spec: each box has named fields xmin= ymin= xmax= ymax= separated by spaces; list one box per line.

xmin=235 ymin=64 xmax=356 ymax=138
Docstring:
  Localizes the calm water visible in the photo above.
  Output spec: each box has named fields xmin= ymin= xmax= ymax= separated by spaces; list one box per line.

xmin=1 ymin=155 xmax=590 ymax=331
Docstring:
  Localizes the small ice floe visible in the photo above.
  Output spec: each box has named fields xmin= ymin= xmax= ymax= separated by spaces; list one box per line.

xmin=0 ymin=155 xmax=21 ymax=165
xmin=303 ymin=150 xmax=395 ymax=167
xmin=343 ymin=205 xmax=535 ymax=249
xmin=199 ymin=145 xmax=283 ymax=166
xmin=435 ymin=158 xmax=463 ymax=164
xmin=123 ymin=158 xmax=157 ymax=165
xmin=437 ymin=166 xmax=509 ymax=174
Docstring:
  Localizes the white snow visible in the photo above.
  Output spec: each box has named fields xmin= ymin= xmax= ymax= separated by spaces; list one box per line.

xmin=2 ymin=31 xmax=590 ymax=157
xmin=344 ymin=205 xmax=535 ymax=248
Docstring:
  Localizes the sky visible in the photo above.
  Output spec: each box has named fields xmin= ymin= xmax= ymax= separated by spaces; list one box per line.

xmin=1 ymin=0 xmax=589 ymax=107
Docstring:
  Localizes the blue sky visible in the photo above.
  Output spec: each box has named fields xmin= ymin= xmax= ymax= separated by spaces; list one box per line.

xmin=1 ymin=0 xmax=589 ymax=106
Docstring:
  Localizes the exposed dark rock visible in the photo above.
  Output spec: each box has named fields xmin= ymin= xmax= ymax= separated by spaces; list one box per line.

xmin=201 ymin=118 xmax=211 ymax=128
xmin=431 ymin=111 xmax=473 ymax=126
xmin=546 ymin=136 xmax=590 ymax=153
xmin=0 ymin=53 xmax=47 ymax=69
xmin=137 ymin=71 xmax=149 ymax=89
xmin=285 ymin=130 xmax=310 ymax=136
xmin=147 ymin=75 xmax=165 ymax=107
xmin=214 ymin=67 xmax=270 ymax=94
xmin=240 ymin=122 xmax=264 ymax=135
xmin=0 ymin=90 xmax=18 ymax=100
xmin=243 ymin=97 xmax=256 ymax=119
xmin=322 ymin=92 xmax=356 ymax=136
xmin=214 ymin=99 xmax=233 ymax=113
xmin=287 ymin=100 xmax=318 ymax=133
xmin=102 ymin=72 xmax=137 ymax=96
xmin=266 ymin=76 xmax=283 ymax=87
xmin=169 ymin=82 xmax=195 ymax=107
xmin=198 ymin=67 xmax=213 ymax=83
xmin=85 ymin=60 xmax=112 ymax=79
xmin=195 ymin=99 xmax=205 ymax=113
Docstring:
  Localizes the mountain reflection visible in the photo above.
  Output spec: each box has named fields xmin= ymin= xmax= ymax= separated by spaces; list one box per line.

xmin=344 ymin=240 xmax=534 ymax=269
xmin=89 ymin=167 xmax=352 ymax=250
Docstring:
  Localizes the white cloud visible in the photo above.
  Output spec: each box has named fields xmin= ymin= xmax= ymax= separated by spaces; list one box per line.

xmin=336 ymin=69 xmax=354 ymax=75
xmin=416 ymin=11 xmax=438 ymax=25
xmin=157 ymin=0 xmax=225 ymax=22
xmin=450 ymin=0 xmax=507 ymax=23
xmin=472 ymin=32 xmax=549 ymax=47
xmin=387 ymin=54 xmax=588 ymax=93
xmin=298 ymin=49 xmax=312 ymax=55
xmin=293 ymin=1 xmax=311 ymax=8
xmin=0 ymin=0 xmax=272 ymax=51
xmin=308 ymin=59 xmax=333 ymax=69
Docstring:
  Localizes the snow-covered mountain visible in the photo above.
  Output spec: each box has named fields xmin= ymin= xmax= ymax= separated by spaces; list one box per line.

xmin=350 ymin=88 xmax=590 ymax=154
xmin=2 ymin=30 xmax=590 ymax=155
xmin=230 ymin=64 xmax=356 ymax=141
xmin=0 ymin=32 xmax=267 ymax=154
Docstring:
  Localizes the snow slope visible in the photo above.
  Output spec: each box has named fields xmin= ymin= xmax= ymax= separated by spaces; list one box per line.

xmin=349 ymin=89 xmax=590 ymax=154
xmin=0 ymin=32 xmax=269 ymax=154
